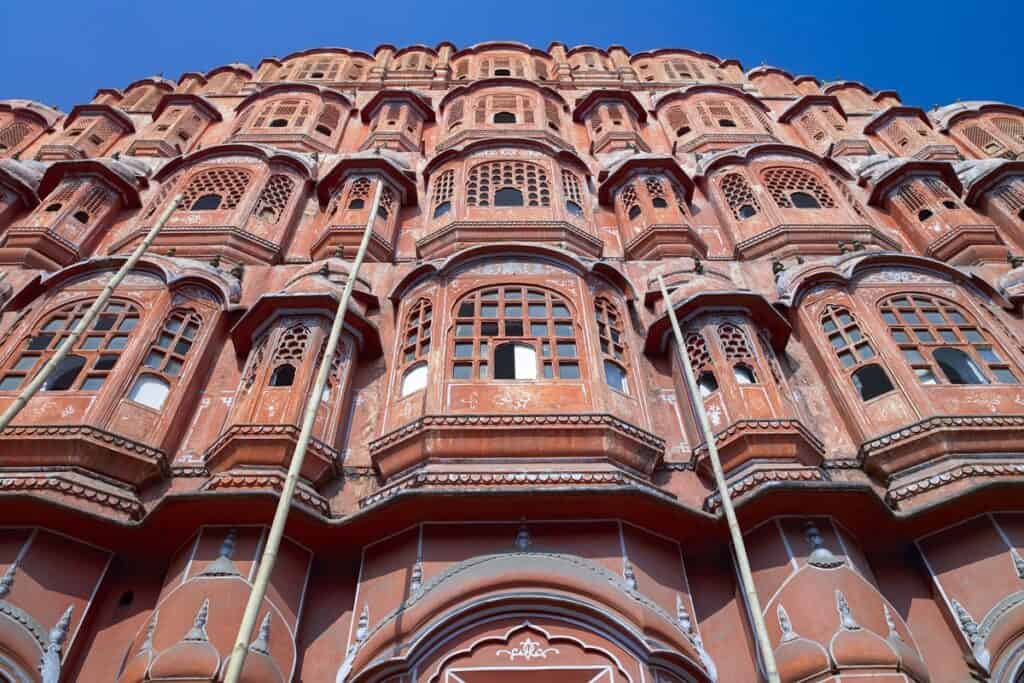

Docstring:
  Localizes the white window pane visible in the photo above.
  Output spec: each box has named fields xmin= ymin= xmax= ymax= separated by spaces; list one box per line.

xmin=128 ymin=375 xmax=170 ymax=410
xmin=401 ymin=363 xmax=428 ymax=396
xmin=513 ymin=344 xmax=537 ymax=379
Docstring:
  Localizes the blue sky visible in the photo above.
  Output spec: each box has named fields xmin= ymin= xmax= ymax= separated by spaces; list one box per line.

xmin=2 ymin=0 xmax=1022 ymax=113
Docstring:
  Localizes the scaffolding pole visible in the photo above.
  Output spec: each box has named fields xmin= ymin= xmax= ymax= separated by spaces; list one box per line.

xmin=0 ymin=194 xmax=183 ymax=431
xmin=656 ymin=275 xmax=780 ymax=683
xmin=223 ymin=179 xmax=383 ymax=683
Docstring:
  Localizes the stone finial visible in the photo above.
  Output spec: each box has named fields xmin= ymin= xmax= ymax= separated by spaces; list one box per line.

xmin=200 ymin=528 xmax=240 ymax=577
xmin=1011 ymin=548 xmax=1024 ymax=579
xmin=884 ymin=604 xmax=903 ymax=642
xmin=184 ymin=599 xmax=210 ymax=642
xmin=693 ymin=257 xmax=704 ymax=274
xmin=39 ymin=605 xmax=73 ymax=683
xmin=777 ymin=603 xmax=799 ymax=643
xmin=319 ymin=261 xmax=331 ymax=278
xmin=249 ymin=612 xmax=271 ymax=655
xmin=951 ymin=599 xmax=980 ymax=646
xmin=772 ymin=260 xmax=786 ymax=275
xmin=515 ymin=521 xmax=531 ymax=551
xmin=0 ymin=561 xmax=17 ymax=599
xmin=355 ymin=605 xmax=370 ymax=642
xmin=835 ymin=590 xmax=860 ymax=631
xmin=805 ymin=521 xmax=843 ymax=568
xmin=139 ymin=611 xmax=159 ymax=655
xmin=676 ymin=594 xmax=692 ymax=633
xmin=409 ymin=559 xmax=423 ymax=595
xmin=622 ymin=557 xmax=637 ymax=591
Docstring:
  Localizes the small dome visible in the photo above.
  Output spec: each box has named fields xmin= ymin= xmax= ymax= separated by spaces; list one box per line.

xmin=149 ymin=639 xmax=220 ymax=680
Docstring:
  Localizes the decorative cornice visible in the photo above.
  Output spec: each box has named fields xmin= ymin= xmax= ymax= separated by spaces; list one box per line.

xmin=359 ymin=466 xmax=673 ymax=508
xmin=703 ymin=466 xmax=828 ymax=511
xmin=860 ymin=414 xmax=1024 ymax=463
xmin=885 ymin=460 xmax=1024 ymax=506
xmin=204 ymin=470 xmax=330 ymax=515
xmin=691 ymin=418 xmax=825 ymax=460
xmin=0 ymin=424 xmax=166 ymax=464
xmin=0 ymin=470 xmax=146 ymax=519
xmin=369 ymin=413 xmax=666 ymax=455
xmin=203 ymin=423 xmax=340 ymax=467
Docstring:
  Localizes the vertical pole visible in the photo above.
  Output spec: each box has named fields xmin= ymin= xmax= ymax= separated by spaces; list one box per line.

xmin=0 ymin=194 xmax=183 ymax=431
xmin=223 ymin=179 xmax=383 ymax=683
xmin=657 ymin=275 xmax=780 ymax=683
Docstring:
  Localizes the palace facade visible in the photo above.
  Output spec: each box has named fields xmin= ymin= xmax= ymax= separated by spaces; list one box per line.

xmin=1 ymin=41 xmax=1024 ymax=682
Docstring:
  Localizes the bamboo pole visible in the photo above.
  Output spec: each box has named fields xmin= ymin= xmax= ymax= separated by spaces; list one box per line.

xmin=656 ymin=275 xmax=780 ymax=683
xmin=223 ymin=179 xmax=383 ymax=683
xmin=0 ymin=194 xmax=183 ymax=431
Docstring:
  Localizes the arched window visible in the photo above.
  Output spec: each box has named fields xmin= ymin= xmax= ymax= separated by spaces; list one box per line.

xmin=821 ymin=304 xmax=894 ymax=401
xmin=251 ymin=98 xmax=311 ymax=130
xmin=399 ymin=299 xmax=432 ymax=397
xmin=347 ymin=177 xmax=371 ymax=210
xmin=0 ymin=300 xmax=140 ymax=392
xmin=493 ymin=111 xmax=517 ymax=124
xmin=763 ymin=167 xmax=836 ymax=209
xmin=595 ymin=297 xmax=628 ymax=394
xmin=666 ymin=105 xmax=691 ymax=137
xmin=994 ymin=117 xmax=1024 ymax=145
xmin=879 ymin=294 xmax=1018 ymax=384
xmin=718 ymin=324 xmax=758 ymax=385
xmin=0 ymin=120 xmax=32 ymax=152
xmin=963 ymin=124 xmax=1007 ymax=156
xmin=562 ymin=170 xmax=585 ymax=217
xmin=685 ymin=332 xmax=718 ymax=397
xmin=128 ymin=309 xmax=202 ymax=410
xmin=253 ymin=174 xmax=296 ymax=223
xmin=620 ymin=183 xmax=641 ymax=221
xmin=431 ymin=169 xmax=455 ymax=219
xmin=450 ymin=286 xmax=578 ymax=381
xmin=267 ymin=324 xmax=310 ymax=388
xmin=180 ymin=168 xmax=252 ymax=213
xmin=466 ymin=161 xmax=551 ymax=208
xmin=719 ymin=172 xmax=760 ymax=220
xmin=494 ymin=188 xmax=523 ymax=206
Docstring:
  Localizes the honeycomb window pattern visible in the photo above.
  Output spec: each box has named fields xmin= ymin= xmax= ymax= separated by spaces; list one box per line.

xmin=465 ymin=161 xmax=551 ymax=207
xmin=718 ymin=324 xmax=754 ymax=361
xmin=432 ymin=170 xmax=455 ymax=215
xmin=619 ymin=183 xmax=640 ymax=220
xmin=254 ymin=174 xmax=296 ymax=223
xmin=562 ymin=170 xmax=584 ymax=214
xmin=762 ymin=167 xmax=836 ymax=209
xmin=719 ymin=172 xmax=761 ymax=220
xmin=180 ymin=169 xmax=252 ymax=212
xmin=685 ymin=332 xmax=713 ymax=373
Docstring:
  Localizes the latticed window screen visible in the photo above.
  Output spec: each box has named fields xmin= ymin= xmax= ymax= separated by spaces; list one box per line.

xmin=180 ymin=169 xmax=252 ymax=211
xmin=534 ymin=59 xmax=549 ymax=80
xmin=400 ymin=299 xmax=432 ymax=370
xmin=688 ymin=331 xmax=712 ymax=374
xmin=799 ymin=113 xmax=827 ymax=141
xmin=620 ymin=183 xmax=640 ymax=219
xmin=719 ymin=173 xmax=760 ymax=220
xmin=646 ymin=177 xmax=668 ymax=205
xmin=922 ymin=177 xmax=956 ymax=201
xmin=821 ymin=107 xmax=846 ymax=131
xmin=378 ymin=187 xmax=395 ymax=219
xmin=432 ymin=170 xmax=455 ymax=216
xmin=447 ymin=100 xmax=465 ymax=129
xmin=455 ymin=60 xmax=469 ymax=80
xmin=295 ymin=59 xmax=340 ymax=80
xmin=466 ymin=161 xmax=551 ymax=207
xmin=0 ymin=120 xmax=30 ymax=152
xmin=271 ymin=324 xmax=310 ymax=366
xmin=832 ymin=175 xmax=868 ymax=218
xmin=345 ymin=177 xmax=371 ymax=210
xmin=718 ymin=324 xmax=753 ymax=361
xmin=666 ymin=106 xmax=689 ymax=135
xmin=562 ymin=170 xmax=584 ymax=211
xmin=896 ymin=182 xmax=928 ymax=212
xmin=252 ymin=99 xmax=310 ymax=129
xmin=762 ymin=167 xmax=836 ymax=208
xmin=821 ymin=304 xmax=893 ymax=401
xmin=544 ymin=100 xmax=561 ymax=129
xmin=451 ymin=286 xmax=579 ymax=380
xmin=241 ymin=336 xmax=269 ymax=393
xmin=42 ymin=179 xmax=82 ymax=211
xmin=593 ymin=297 xmax=627 ymax=392
xmin=316 ymin=104 xmax=341 ymax=136
xmin=141 ymin=310 xmax=201 ymax=380
xmin=994 ymin=182 xmax=1024 ymax=212
xmin=879 ymin=294 xmax=1018 ymax=384
xmin=253 ymin=174 xmax=295 ymax=223
xmin=993 ymin=117 xmax=1024 ymax=145
xmin=964 ymin=125 xmax=1006 ymax=155
xmin=0 ymin=300 xmax=140 ymax=392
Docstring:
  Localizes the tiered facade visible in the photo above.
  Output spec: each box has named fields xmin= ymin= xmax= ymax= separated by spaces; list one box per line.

xmin=2 ymin=41 xmax=1024 ymax=682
